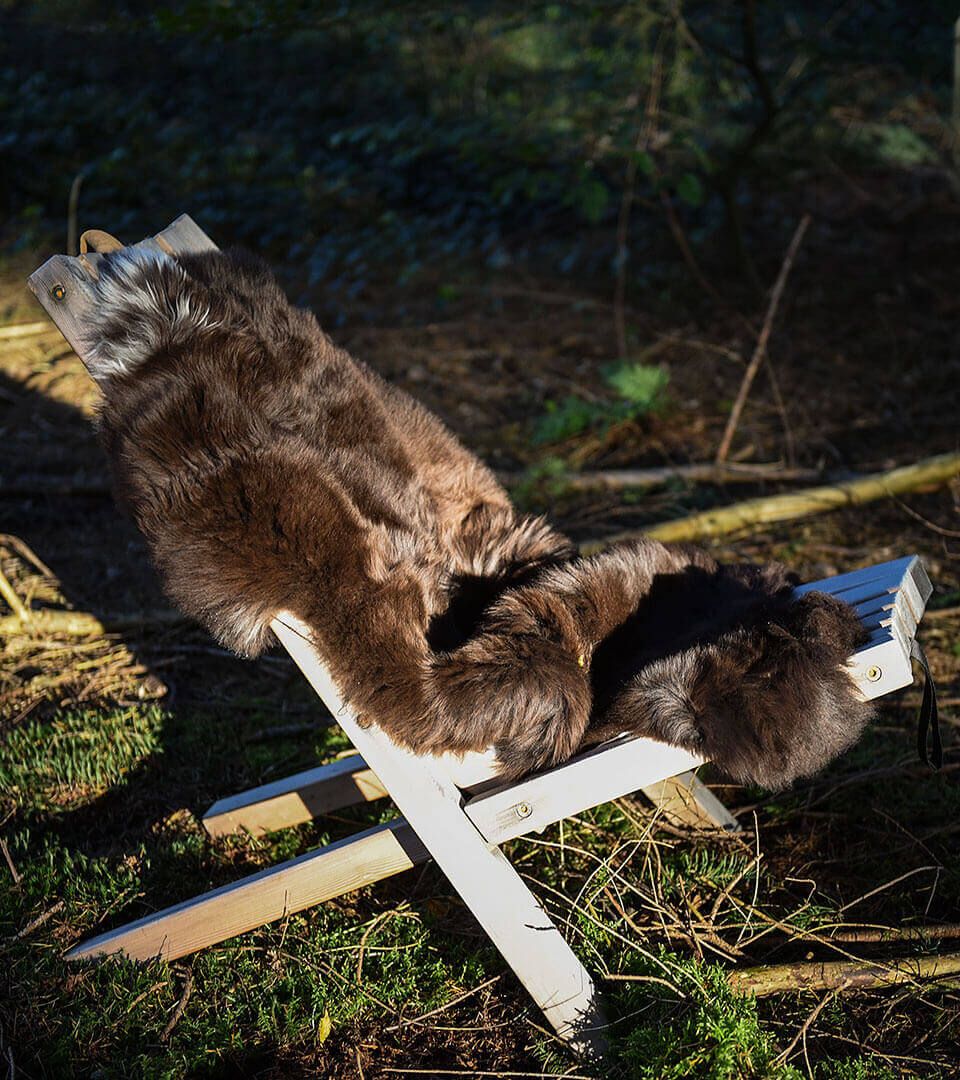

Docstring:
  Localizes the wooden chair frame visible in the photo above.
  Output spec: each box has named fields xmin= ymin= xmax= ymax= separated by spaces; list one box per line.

xmin=28 ymin=218 xmax=933 ymax=1060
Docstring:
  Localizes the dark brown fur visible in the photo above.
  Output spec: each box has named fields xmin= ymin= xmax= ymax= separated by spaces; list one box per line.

xmin=85 ymin=247 xmax=873 ymax=789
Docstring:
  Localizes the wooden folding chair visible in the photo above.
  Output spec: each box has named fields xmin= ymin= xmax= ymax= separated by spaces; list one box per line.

xmin=28 ymin=219 xmax=934 ymax=1059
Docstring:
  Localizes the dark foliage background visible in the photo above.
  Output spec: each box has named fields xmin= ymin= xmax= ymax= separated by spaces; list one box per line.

xmin=2 ymin=1 xmax=954 ymax=316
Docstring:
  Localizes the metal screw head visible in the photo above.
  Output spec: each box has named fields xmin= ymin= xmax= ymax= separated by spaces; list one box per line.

xmin=515 ymin=801 xmax=532 ymax=819
xmin=51 ymin=282 xmax=66 ymax=300
xmin=866 ymin=665 xmax=882 ymax=682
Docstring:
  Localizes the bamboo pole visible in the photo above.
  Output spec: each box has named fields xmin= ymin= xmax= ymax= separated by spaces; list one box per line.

xmin=581 ymin=451 xmax=960 ymax=553
xmin=729 ymin=950 xmax=960 ymax=997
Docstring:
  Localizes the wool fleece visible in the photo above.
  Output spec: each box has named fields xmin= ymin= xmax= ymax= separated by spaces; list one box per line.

xmin=82 ymin=246 xmax=872 ymax=789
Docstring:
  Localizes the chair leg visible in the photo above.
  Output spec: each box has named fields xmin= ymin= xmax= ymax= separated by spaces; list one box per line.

xmin=202 ymin=753 xmax=387 ymax=838
xmin=66 ymin=819 xmax=426 ymax=963
xmin=273 ymin=615 xmax=609 ymax=1060
xmin=641 ymin=770 xmax=740 ymax=832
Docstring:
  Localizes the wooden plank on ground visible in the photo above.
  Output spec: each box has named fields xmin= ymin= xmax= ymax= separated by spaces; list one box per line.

xmin=65 ymin=819 xmax=426 ymax=963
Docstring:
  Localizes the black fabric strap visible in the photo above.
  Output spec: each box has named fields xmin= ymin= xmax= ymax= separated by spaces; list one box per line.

xmin=910 ymin=638 xmax=941 ymax=770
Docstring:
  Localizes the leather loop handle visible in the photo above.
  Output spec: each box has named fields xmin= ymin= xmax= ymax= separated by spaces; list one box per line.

xmin=79 ymin=229 xmax=124 ymax=254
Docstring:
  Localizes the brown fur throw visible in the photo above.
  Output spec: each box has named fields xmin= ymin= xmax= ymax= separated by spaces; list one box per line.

xmin=81 ymin=246 xmax=872 ymax=790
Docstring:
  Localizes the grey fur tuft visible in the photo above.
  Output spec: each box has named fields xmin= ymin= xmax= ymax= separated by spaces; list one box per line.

xmin=82 ymin=248 xmax=219 ymax=381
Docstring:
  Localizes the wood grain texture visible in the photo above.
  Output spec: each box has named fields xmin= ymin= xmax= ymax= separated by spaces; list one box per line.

xmin=272 ymin=612 xmax=608 ymax=1060
xmin=202 ymin=755 xmax=387 ymax=838
xmin=464 ymin=735 xmax=704 ymax=845
xmin=640 ymin=770 xmax=741 ymax=831
xmin=65 ymin=819 xmax=427 ymax=963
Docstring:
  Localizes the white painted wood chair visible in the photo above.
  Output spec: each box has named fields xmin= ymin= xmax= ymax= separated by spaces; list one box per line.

xmin=28 ymin=219 xmax=934 ymax=1060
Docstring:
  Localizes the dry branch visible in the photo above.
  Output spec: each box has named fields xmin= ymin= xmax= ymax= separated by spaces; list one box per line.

xmin=828 ymin=922 xmax=960 ymax=945
xmin=0 ymin=321 xmax=54 ymax=339
xmin=715 ymin=213 xmax=811 ymax=466
xmin=729 ymin=950 xmax=960 ymax=996
xmin=0 ymin=563 xmax=30 ymax=621
xmin=0 ymin=609 xmax=186 ymax=637
xmin=557 ymin=462 xmax=819 ymax=492
xmin=581 ymin=451 xmax=960 ymax=552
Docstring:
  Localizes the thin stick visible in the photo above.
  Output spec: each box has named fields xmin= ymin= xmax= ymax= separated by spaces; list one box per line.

xmin=384 ymin=975 xmax=501 ymax=1031
xmin=926 ymin=608 xmax=960 ymax=620
xmin=715 ymin=213 xmax=811 ymax=465
xmin=729 ymin=950 xmax=960 ymax=996
xmin=0 ymin=838 xmax=21 ymax=886
xmin=954 ymin=15 xmax=960 ymax=177
xmin=828 ymin=922 xmax=960 ymax=945
xmin=159 ymin=966 xmax=194 ymax=1043
xmin=773 ymin=980 xmax=849 ymax=1068
xmin=0 ymin=322 xmax=53 ymax=339
xmin=0 ymin=609 xmax=185 ymax=636
xmin=381 ymin=1071 xmax=596 ymax=1079
xmin=548 ymin=461 xmax=819 ymax=492
xmin=0 ymin=564 xmax=30 ymax=622
xmin=614 ymin=44 xmax=663 ymax=360
xmin=67 ymin=172 xmax=85 ymax=257
xmin=8 ymin=900 xmax=64 ymax=943
xmin=581 ymin=450 xmax=960 ymax=551
xmin=0 ymin=535 xmax=55 ymax=579
xmin=838 ymin=865 xmax=938 ymax=914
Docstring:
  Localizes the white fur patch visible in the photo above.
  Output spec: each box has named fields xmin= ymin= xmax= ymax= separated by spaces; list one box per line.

xmin=83 ymin=247 xmax=219 ymax=380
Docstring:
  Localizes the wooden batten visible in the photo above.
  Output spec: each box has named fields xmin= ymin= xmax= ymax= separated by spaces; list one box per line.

xmin=203 ymin=754 xmax=387 ymax=838
xmin=66 ymin=820 xmax=427 ymax=963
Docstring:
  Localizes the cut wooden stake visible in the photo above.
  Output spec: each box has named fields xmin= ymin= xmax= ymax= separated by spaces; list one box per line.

xmin=715 ymin=214 xmax=811 ymax=465
xmin=729 ymin=950 xmax=960 ymax=996
xmin=581 ymin=451 xmax=960 ymax=552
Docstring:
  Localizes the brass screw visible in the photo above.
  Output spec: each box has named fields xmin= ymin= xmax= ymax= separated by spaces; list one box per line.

xmin=515 ymin=801 xmax=532 ymax=819
xmin=51 ymin=282 xmax=66 ymax=300
xmin=866 ymin=665 xmax=882 ymax=682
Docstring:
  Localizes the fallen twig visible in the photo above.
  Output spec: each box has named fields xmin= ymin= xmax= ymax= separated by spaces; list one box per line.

xmin=0 ymin=609 xmax=186 ymax=637
xmin=546 ymin=461 xmax=820 ymax=492
xmin=159 ymin=966 xmax=193 ymax=1043
xmin=0 ymin=322 xmax=53 ymax=339
xmin=0 ymin=564 xmax=30 ymax=622
xmin=0 ymin=838 xmax=21 ymax=885
xmin=9 ymin=900 xmax=64 ymax=943
xmin=0 ymin=535 xmax=55 ymax=579
xmin=828 ymin=922 xmax=960 ymax=945
xmin=715 ymin=214 xmax=811 ymax=465
xmin=384 ymin=974 xmax=502 ymax=1031
xmin=581 ymin=451 xmax=960 ymax=551
xmin=729 ymin=950 xmax=960 ymax=996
